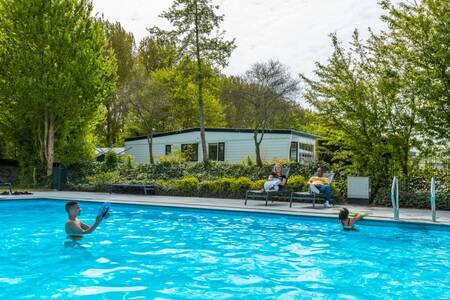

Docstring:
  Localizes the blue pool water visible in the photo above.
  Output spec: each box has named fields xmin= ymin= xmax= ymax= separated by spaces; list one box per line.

xmin=0 ymin=199 xmax=449 ymax=299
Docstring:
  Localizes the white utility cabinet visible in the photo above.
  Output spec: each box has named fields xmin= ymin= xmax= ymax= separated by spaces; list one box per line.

xmin=347 ymin=176 xmax=370 ymax=203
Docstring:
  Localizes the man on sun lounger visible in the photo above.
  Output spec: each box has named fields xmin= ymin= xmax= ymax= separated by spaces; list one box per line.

xmin=308 ymin=167 xmax=332 ymax=208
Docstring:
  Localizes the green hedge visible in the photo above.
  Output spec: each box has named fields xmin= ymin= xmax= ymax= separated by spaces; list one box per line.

xmin=64 ymin=159 xmax=449 ymax=209
xmin=67 ymin=160 xmax=331 ymax=183
xmin=373 ymin=187 xmax=450 ymax=210
xmin=68 ymin=172 xmax=346 ymax=202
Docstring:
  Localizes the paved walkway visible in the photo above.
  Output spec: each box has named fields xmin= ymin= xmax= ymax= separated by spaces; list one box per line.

xmin=1 ymin=191 xmax=449 ymax=227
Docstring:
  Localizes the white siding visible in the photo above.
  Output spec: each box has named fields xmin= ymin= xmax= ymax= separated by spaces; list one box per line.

xmin=125 ymin=130 xmax=316 ymax=164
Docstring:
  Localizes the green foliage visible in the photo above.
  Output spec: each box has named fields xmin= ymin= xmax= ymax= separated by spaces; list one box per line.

xmin=159 ymin=148 xmax=187 ymax=164
xmin=137 ymin=36 xmax=178 ymax=73
xmin=96 ymin=20 xmax=135 ymax=147
xmin=373 ymin=168 xmax=450 ymax=209
xmin=161 ymin=176 xmax=199 ymax=196
xmin=198 ymin=177 xmax=253 ymax=198
xmin=0 ymin=0 xmax=117 ymax=175
xmin=150 ymin=0 xmax=236 ymax=162
xmin=373 ymin=188 xmax=449 ymax=210
xmin=300 ymin=0 xmax=450 ymax=198
xmin=65 ymin=159 xmax=448 ymax=208
xmin=104 ymin=151 xmax=119 ymax=170
xmin=287 ymin=175 xmax=307 ymax=192
xmin=87 ymin=171 xmax=119 ymax=187
xmin=219 ymin=61 xmax=299 ymax=166
xmin=250 ymin=179 xmax=266 ymax=190
xmin=380 ymin=0 xmax=450 ymax=140
xmin=241 ymin=155 xmax=256 ymax=167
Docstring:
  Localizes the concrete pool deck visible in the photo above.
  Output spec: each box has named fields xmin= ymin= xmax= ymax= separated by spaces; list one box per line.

xmin=1 ymin=191 xmax=449 ymax=226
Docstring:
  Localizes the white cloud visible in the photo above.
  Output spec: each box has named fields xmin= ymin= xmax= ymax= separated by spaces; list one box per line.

xmin=92 ymin=0 xmax=389 ymax=77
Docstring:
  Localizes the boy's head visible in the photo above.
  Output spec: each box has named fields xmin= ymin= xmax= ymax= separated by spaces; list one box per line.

xmin=65 ymin=201 xmax=80 ymax=217
xmin=339 ymin=208 xmax=349 ymax=221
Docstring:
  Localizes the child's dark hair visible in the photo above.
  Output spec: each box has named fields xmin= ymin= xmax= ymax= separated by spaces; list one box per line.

xmin=65 ymin=201 xmax=78 ymax=213
xmin=339 ymin=208 xmax=349 ymax=221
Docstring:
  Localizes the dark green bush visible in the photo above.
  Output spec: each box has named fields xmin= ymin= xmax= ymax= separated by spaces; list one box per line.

xmin=373 ymin=187 xmax=449 ymax=210
xmin=287 ymin=175 xmax=307 ymax=192
xmin=104 ymin=151 xmax=119 ymax=170
xmin=63 ymin=159 xmax=448 ymax=209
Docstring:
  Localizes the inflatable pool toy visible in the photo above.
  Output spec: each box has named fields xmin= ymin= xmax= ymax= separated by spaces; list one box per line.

xmin=349 ymin=212 xmax=367 ymax=218
xmin=97 ymin=202 xmax=110 ymax=219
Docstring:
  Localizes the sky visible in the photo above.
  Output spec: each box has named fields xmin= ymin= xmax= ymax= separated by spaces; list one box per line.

xmin=91 ymin=0 xmax=390 ymax=78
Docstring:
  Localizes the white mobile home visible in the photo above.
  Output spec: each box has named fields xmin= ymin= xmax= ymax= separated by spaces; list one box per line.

xmin=124 ymin=128 xmax=318 ymax=164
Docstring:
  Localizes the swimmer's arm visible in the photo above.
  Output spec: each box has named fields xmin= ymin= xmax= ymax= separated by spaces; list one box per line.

xmin=80 ymin=222 xmax=89 ymax=230
xmin=349 ymin=214 xmax=362 ymax=226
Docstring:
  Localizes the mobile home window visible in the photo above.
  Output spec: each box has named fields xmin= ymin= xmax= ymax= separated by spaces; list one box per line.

xmin=208 ymin=142 xmax=225 ymax=161
xmin=299 ymin=143 xmax=314 ymax=163
xmin=165 ymin=145 xmax=171 ymax=155
xmin=181 ymin=143 xmax=198 ymax=161
xmin=290 ymin=142 xmax=298 ymax=162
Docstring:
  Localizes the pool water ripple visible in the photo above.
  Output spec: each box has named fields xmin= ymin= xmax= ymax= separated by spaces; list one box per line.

xmin=0 ymin=200 xmax=449 ymax=299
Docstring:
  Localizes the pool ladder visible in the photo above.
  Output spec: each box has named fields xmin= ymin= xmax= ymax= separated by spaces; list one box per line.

xmin=431 ymin=177 xmax=436 ymax=222
xmin=391 ymin=176 xmax=399 ymax=221
xmin=391 ymin=176 xmax=437 ymax=222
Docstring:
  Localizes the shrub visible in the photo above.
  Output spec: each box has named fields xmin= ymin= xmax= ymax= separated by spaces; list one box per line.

xmin=197 ymin=177 xmax=254 ymax=198
xmin=250 ymin=179 xmax=266 ymax=190
xmin=159 ymin=149 xmax=187 ymax=164
xmin=161 ymin=176 xmax=199 ymax=196
xmin=63 ymin=158 xmax=448 ymax=209
xmin=104 ymin=151 xmax=118 ymax=170
xmin=86 ymin=171 xmax=119 ymax=187
xmin=373 ymin=187 xmax=450 ymax=210
xmin=286 ymin=175 xmax=306 ymax=191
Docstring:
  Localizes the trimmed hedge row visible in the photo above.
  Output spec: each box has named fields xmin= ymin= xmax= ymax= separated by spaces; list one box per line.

xmin=66 ymin=159 xmax=449 ymax=209
xmin=68 ymin=172 xmax=348 ymax=202
xmin=373 ymin=188 xmax=450 ymax=210
xmin=67 ymin=160 xmax=331 ymax=183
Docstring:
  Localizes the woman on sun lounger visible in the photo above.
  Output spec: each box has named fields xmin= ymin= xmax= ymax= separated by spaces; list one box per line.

xmin=263 ymin=164 xmax=287 ymax=191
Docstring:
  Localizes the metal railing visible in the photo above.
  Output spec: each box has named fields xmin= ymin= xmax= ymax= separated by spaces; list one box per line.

xmin=431 ymin=177 xmax=436 ymax=222
xmin=391 ymin=176 xmax=399 ymax=221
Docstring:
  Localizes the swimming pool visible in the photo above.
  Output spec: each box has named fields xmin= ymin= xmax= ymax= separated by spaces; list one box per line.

xmin=0 ymin=199 xmax=449 ymax=299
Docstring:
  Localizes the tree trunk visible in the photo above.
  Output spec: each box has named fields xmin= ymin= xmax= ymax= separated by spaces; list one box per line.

xmin=147 ymin=129 xmax=154 ymax=164
xmin=194 ymin=0 xmax=208 ymax=162
xmin=106 ymin=100 xmax=112 ymax=146
xmin=43 ymin=110 xmax=55 ymax=176
xmin=401 ymin=141 xmax=409 ymax=183
xmin=197 ymin=76 xmax=208 ymax=162
xmin=253 ymin=130 xmax=264 ymax=167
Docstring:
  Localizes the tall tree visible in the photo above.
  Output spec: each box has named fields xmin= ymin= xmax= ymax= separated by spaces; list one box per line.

xmin=151 ymin=0 xmax=235 ymax=161
xmin=126 ymin=60 xmax=225 ymax=137
xmin=300 ymin=31 xmax=420 ymax=191
xmin=99 ymin=20 xmax=135 ymax=147
xmin=380 ymin=0 xmax=450 ymax=141
xmin=129 ymin=64 xmax=170 ymax=164
xmin=222 ymin=60 xmax=298 ymax=166
xmin=137 ymin=35 xmax=178 ymax=73
xmin=0 ymin=0 xmax=116 ymax=176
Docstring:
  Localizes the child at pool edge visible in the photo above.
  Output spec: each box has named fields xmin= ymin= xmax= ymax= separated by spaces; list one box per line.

xmin=339 ymin=208 xmax=362 ymax=231
xmin=65 ymin=201 xmax=108 ymax=241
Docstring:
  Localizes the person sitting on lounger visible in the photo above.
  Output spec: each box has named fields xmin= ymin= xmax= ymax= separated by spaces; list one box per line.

xmin=263 ymin=164 xmax=287 ymax=191
xmin=65 ymin=201 xmax=107 ymax=241
xmin=308 ymin=167 xmax=332 ymax=208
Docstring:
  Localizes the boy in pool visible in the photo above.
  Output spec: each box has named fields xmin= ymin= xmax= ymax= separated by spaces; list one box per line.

xmin=339 ymin=208 xmax=362 ymax=231
xmin=65 ymin=201 xmax=108 ymax=240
